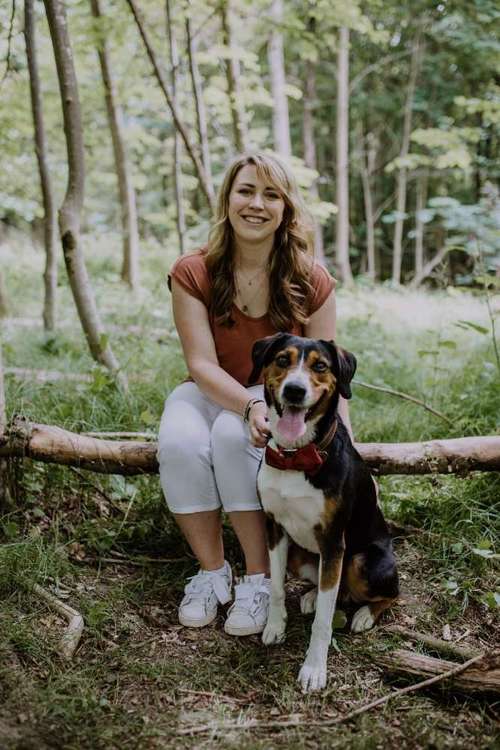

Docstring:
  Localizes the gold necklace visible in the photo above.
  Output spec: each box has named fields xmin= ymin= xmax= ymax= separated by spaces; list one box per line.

xmin=235 ymin=272 xmax=268 ymax=315
xmin=235 ymin=264 xmax=267 ymax=287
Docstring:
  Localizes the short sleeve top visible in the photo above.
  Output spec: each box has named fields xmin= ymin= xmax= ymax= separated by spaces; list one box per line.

xmin=169 ymin=248 xmax=336 ymax=386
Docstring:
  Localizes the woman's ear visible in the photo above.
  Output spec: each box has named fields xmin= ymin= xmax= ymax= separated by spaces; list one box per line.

xmin=248 ymin=333 xmax=290 ymax=385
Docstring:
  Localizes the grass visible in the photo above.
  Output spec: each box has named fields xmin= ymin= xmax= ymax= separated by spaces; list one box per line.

xmin=0 ymin=230 xmax=499 ymax=748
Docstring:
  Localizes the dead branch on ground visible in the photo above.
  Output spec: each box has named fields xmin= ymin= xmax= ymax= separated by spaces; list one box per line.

xmin=31 ymin=583 xmax=84 ymax=659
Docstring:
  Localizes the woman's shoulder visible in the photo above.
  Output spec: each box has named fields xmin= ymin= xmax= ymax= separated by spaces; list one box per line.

xmin=307 ymin=257 xmax=336 ymax=314
xmin=168 ymin=246 xmax=210 ymax=304
xmin=308 ymin=257 xmax=336 ymax=288
xmin=170 ymin=246 xmax=208 ymax=275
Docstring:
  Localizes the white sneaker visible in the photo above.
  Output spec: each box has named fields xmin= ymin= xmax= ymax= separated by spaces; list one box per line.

xmin=224 ymin=573 xmax=271 ymax=636
xmin=178 ymin=561 xmax=232 ymax=628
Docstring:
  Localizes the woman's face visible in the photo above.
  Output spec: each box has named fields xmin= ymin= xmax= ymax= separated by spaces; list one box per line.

xmin=227 ymin=164 xmax=286 ymax=247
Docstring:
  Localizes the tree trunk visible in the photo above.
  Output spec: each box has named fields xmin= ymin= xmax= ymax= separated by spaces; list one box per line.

xmin=220 ymin=0 xmax=247 ymax=153
xmin=0 ymin=271 xmax=8 ymax=318
xmin=126 ymin=0 xmax=215 ymax=212
xmin=0 ymin=337 xmax=11 ymax=507
xmin=410 ymin=244 xmax=448 ymax=289
xmin=43 ymin=0 xmax=126 ymax=389
xmin=2 ymin=418 xmax=500 ymax=477
xmin=392 ymin=36 xmax=423 ymax=284
xmin=376 ymin=649 xmax=499 ymax=695
xmin=166 ymin=0 xmax=186 ymax=255
xmin=360 ymin=131 xmax=377 ymax=280
xmin=414 ymin=171 xmax=428 ymax=276
xmin=267 ymin=0 xmax=291 ymax=158
xmin=90 ymin=0 xmax=140 ymax=292
xmin=24 ymin=0 xmax=58 ymax=330
xmin=303 ymin=31 xmax=325 ymax=265
xmin=335 ymin=26 xmax=353 ymax=285
xmin=185 ymin=16 xmax=213 ymax=192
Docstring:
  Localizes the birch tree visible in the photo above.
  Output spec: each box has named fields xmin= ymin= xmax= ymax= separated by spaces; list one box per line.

xmin=186 ymin=15 xmax=213 ymax=192
xmin=392 ymin=35 xmax=423 ymax=284
xmin=43 ymin=0 xmax=125 ymax=388
xmin=126 ymin=0 xmax=215 ymax=212
xmin=0 ymin=272 xmax=8 ymax=318
xmin=267 ymin=0 xmax=291 ymax=158
xmin=166 ymin=0 xmax=186 ymax=255
xmin=90 ymin=0 xmax=140 ymax=292
xmin=24 ymin=0 xmax=58 ymax=330
xmin=335 ymin=26 xmax=353 ymax=284
xmin=220 ymin=0 xmax=247 ymax=153
xmin=303 ymin=20 xmax=325 ymax=264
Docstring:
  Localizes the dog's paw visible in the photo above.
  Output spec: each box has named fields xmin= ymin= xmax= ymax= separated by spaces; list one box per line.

xmin=300 ymin=588 xmax=317 ymax=614
xmin=262 ymin=612 xmax=286 ymax=646
xmin=297 ymin=662 xmax=327 ymax=693
xmin=351 ymin=605 xmax=375 ymax=633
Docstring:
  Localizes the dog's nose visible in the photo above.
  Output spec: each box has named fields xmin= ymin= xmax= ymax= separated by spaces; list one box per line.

xmin=283 ymin=382 xmax=307 ymax=404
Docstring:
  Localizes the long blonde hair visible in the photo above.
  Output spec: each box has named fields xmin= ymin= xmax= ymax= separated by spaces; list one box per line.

xmin=205 ymin=152 xmax=315 ymax=329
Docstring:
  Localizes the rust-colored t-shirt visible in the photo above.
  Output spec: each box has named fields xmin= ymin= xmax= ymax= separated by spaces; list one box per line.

xmin=169 ymin=249 xmax=336 ymax=386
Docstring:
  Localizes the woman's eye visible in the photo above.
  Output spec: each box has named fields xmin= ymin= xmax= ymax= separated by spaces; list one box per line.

xmin=275 ymin=356 xmax=289 ymax=367
xmin=265 ymin=192 xmax=280 ymax=200
xmin=313 ymin=362 xmax=328 ymax=372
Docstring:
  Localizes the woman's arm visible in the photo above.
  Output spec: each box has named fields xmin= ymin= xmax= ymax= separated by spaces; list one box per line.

xmin=303 ymin=289 xmax=353 ymax=439
xmin=171 ymin=279 xmax=270 ymax=445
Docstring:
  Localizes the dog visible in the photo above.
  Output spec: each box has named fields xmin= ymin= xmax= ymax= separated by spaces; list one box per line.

xmin=248 ymin=333 xmax=399 ymax=693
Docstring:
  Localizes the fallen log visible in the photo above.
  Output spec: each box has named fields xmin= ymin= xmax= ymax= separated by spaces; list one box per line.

xmin=0 ymin=416 xmax=499 ymax=476
xmin=375 ymin=648 xmax=500 ymax=694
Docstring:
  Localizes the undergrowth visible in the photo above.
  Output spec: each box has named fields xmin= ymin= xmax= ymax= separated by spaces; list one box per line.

xmin=0 ymin=232 xmax=498 ymax=748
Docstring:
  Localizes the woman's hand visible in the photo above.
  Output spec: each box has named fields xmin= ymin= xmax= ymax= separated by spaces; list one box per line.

xmin=248 ymin=401 xmax=271 ymax=448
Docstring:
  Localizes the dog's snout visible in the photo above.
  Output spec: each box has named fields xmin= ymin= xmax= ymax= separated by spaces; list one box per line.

xmin=283 ymin=382 xmax=307 ymax=404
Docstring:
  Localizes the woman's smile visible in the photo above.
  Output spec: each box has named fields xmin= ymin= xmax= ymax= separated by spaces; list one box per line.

xmin=228 ymin=164 xmax=285 ymax=247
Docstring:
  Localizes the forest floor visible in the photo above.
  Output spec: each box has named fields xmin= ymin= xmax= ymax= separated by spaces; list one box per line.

xmin=1 ymin=232 xmax=499 ymax=748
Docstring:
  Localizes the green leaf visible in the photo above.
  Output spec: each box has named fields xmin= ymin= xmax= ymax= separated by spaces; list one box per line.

xmin=439 ymin=340 xmax=457 ymax=349
xmin=140 ymin=409 xmax=155 ymax=426
xmin=99 ymin=333 xmax=109 ymax=351
xmin=332 ymin=609 xmax=347 ymax=630
xmin=451 ymin=542 xmax=463 ymax=554
xmin=454 ymin=320 xmax=489 ymax=335
xmin=482 ymin=592 xmax=500 ymax=609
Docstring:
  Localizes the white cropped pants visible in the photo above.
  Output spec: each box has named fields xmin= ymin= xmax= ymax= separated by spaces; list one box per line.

xmin=157 ymin=382 xmax=264 ymax=514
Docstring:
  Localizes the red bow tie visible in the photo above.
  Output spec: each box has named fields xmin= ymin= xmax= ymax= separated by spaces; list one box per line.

xmin=265 ymin=442 xmax=327 ymax=475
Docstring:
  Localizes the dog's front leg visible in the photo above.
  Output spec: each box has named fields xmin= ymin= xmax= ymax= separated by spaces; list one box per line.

xmin=262 ymin=515 xmax=288 ymax=645
xmin=298 ymin=538 xmax=344 ymax=692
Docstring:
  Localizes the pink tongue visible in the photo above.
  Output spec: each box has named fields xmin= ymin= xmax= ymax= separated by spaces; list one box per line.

xmin=277 ymin=407 xmax=306 ymax=442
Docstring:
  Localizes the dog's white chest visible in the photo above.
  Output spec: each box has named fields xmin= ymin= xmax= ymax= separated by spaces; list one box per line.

xmin=258 ymin=463 xmax=325 ymax=553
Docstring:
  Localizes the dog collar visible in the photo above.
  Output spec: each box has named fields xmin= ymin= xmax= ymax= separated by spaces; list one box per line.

xmin=265 ymin=419 xmax=337 ymax=476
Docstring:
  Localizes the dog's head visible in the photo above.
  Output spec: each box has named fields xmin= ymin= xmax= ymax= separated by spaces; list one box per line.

xmin=249 ymin=333 xmax=356 ymax=446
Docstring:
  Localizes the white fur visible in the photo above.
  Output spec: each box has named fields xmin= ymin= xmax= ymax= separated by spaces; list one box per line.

xmin=262 ymin=532 xmax=289 ymax=645
xmin=351 ymin=605 xmax=375 ymax=633
xmin=258 ymin=451 xmax=325 ymax=554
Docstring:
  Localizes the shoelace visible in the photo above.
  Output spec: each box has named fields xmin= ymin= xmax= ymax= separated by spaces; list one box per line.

xmin=231 ymin=580 xmax=270 ymax=616
xmin=184 ymin=569 xmax=231 ymax=605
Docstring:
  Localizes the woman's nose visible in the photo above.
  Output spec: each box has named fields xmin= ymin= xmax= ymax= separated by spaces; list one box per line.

xmin=249 ymin=192 xmax=264 ymax=209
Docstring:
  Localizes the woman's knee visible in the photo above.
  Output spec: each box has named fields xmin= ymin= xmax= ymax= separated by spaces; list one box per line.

xmin=157 ymin=387 xmax=212 ymax=467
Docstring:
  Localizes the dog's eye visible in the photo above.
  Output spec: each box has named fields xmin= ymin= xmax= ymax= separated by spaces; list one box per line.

xmin=275 ymin=355 xmax=289 ymax=367
xmin=313 ymin=361 xmax=328 ymax=372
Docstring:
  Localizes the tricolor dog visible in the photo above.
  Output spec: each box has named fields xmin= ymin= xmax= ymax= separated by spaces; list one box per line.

xmin=249 ymin=333 xmax=399 ymax=693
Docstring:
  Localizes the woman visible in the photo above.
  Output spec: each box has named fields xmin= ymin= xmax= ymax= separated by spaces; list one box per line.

xmin=158 ymin=152 xmax=349 ymax=636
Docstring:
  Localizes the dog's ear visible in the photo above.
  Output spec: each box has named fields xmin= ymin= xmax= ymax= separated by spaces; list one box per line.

xmin=319 ymin=340 xmax=357 ymax=399
xmin=248 ymin=333 xmax=291 ymax=385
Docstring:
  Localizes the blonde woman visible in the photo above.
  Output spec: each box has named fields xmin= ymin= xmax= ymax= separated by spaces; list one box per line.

xmin=158 ymin=152 xmax=350 ymax=635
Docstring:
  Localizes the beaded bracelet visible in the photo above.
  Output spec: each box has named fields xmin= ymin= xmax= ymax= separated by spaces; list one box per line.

xmin=243 ymin=398 xmax=265 ymax=423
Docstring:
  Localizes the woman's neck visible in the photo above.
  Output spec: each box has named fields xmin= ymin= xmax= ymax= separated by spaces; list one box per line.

xmin=233 ymin=237 xmax=273 ymax=271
